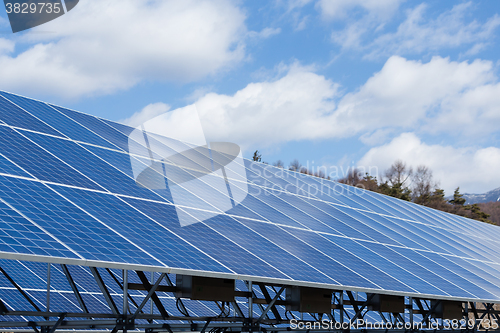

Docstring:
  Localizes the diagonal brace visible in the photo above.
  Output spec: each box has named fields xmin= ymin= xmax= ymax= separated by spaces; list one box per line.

xmin=48 ymin=313 xmax=67 ymax=333
xmin=257 ymin=286 xmax=285 ymax=323
xmin=90 ymin=267 xmax=119 ymax=315
xmin=131 ymin=273 xmax=166 ymax=320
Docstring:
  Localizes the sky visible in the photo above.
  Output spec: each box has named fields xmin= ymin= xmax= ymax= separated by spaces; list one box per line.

xmin=0 ymin=0 xmax=499 ymax=195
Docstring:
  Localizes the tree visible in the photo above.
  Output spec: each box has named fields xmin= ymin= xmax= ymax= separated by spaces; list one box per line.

xmin=412 ymin=165 xmax=437 ymax=205
xmin=252 ymin=150 xmax=262 ymax=162
xmin=338 ymin=168 xmax=362 ymax=186
xmin=379 ymin=181 xmax=412 ymax=201
xmin=384 ymin=160 xmax=413 ymax=187
xmin=449 ymin=187 xmax=466 ymax=206
xmin=338 ymin=169 xmax=379 ymax=191
xmin=273 ymin=160 xmax=284 ymax=168
xmin=289 ymin=159 xmax=303 ymax=172
xmin=380 ymin=160 xmax=412 ymax=201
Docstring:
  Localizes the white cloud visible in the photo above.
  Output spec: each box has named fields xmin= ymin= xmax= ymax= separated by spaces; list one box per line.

xmin=363 ymin=2 xmax=500 ymax=59
xmin=129 ymin=56 xmax=500 ymax=167
xmin=316 ymin=0 xmax=403 ymax=20
xmin=358 ymin=133 xmax=500 ymax=194
xmin=194 ymin=62 xmax=339 ymax=149
xmin=0 ymin=38 xmax=14 ymax=54
xmin=120 ymin=102 xmax=171 ymax=128
xmin=247 ymin=27 xmax=282 ymax=39
xmin=0 ymin=0 xmax=246 ymax=98
xmin=333 ymin=56 xmax=496 ymax=136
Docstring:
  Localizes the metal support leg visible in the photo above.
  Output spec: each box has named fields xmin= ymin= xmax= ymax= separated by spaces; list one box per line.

xmin=339 ymin=292 xmax=344 ymax=324
xmin=409 ymin=296 xmax=413 ymax=329
xmin=248 ymin=281 xmax=253 ymax=320
xmin=46 ymin=263 xmax=51 ymax=314
xmin=123 ymin=270 xmax=128 ymax=315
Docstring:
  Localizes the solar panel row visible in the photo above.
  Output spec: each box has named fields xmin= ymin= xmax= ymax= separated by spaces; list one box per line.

xmin=1 ymin=90 xmax=500 ymax=310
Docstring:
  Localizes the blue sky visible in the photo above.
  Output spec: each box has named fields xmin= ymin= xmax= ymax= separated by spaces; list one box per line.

xmin=1 ymin=0 xmax=499 ymax=195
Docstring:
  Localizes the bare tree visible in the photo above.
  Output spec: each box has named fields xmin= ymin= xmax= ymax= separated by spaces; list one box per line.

xmin=273 ymin=160 xmax=284 ymax=168
xmin=384 ymin=160 xmax=413 ymax=187
xmin=289 ymin=159 xmax=303 ymax=172
xmin=338 ymin=168 xmax=363 ymax=186
xmin=411 ymin=165 xmax=437 ymax=205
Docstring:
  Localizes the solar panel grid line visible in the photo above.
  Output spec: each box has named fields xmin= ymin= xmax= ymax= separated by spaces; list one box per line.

xmin=0 ymin=127 xmax=107 ymax=191
xmin=351 ymin=185 xmax=498 ymax=246
xmin=282 ymin=229 xmax=422 ymax=294
xmin=0 ymin=153 xmax=34 ymax=179
xmin=361 ymin=189 xmax=447 ymax=229
xmin=3 ymin=170 xmax=500 ymax=278
xmin=113 ymin=196 xmax=239 ymax=275
xmin=444 ymin=256 xmax=500 ymax=289
xmin=266 ymin=229 xmax=415 ymax=291
xmin=356 ymin=211 xmax=462 ymax=256
xmin=0 ymin=95 xmax=71 ymax=142
xmin=256 ymin=165 xmax=416 ymax=225
xmin=49 ymin=104 xmax=136 ymax=153
xmin=388 ymin=248 xmax=497 ymax=300
xmin=330 ymin=183 xmax=400 ymax=218
xmin=0 ymin=96 xmax=62 ymax=138
xmin=343 ymin=185 xmax=428 ymax=223
xmin=20 ymin=130 xmax=173 ymax=203
xmin=234 ymin=219 xmax=386 ymax=291
xmin=178 ymin=208 xmax=337 ymax=284
xmin=417 ymin=223 xmax=498 ymax=260
xmin=0 ymin=92 xmax=121 ymax=152
xmin=43 ymin=185 xmax=169 ymax=268
xmin=416 ymin=251 xmax=500 ymax=299
xmin=398 ymin=195 xmax=488 ymax=235
xmin=0 ymin=197 xmax=84 ymax=260
xmin=425 ymin=221 xmax=500 ymax=260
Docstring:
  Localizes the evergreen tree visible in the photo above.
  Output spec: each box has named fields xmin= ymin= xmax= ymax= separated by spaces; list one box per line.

xmin=449 ymin=187 xmax=466 ymax=206
xmin=252 ymin=150 xmax=262 ymax=162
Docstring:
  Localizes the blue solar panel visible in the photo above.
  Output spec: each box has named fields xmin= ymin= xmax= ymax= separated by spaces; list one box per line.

xmin=0 ymin=92 xmax=119 ymax=150
xmin=1 ymin=91 xmax=500 ymax=305
xmin=49 ymin=105 xmax=132 ymax=151
xmin=0 ymin=127 xmax=104 ymax=191
xmin=0 ymin=95 xmax=61 ymax=137
xmin=0 ymin=153 xmax=32 ymax=178
xmin=22 ymin=130 xmax=171 ymax=202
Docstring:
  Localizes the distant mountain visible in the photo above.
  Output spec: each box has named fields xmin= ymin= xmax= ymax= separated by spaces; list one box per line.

xmin=460 ymin=187 xmax=500 ymax=204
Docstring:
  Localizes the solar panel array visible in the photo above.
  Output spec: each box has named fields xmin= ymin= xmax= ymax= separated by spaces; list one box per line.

xmin=1 ymin=90 xmax=500 ymax=309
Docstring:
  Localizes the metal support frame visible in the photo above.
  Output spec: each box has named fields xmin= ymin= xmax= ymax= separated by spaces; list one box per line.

xmin=1 ymin=262 xmax=500 ymax=332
